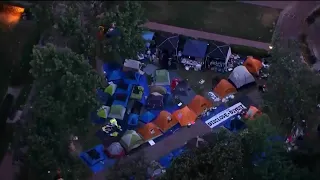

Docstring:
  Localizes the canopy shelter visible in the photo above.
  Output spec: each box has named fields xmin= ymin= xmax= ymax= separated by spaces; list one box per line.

xmin=154 ymin=31 xmax=180 ymax=54
xmin=120 ymin=130 xmax=144 ymax=152
xmin=206 ymin=41 xmax=232 ymax=69
xmin=172 ymin=106 xmax=197 ymax=126
xmin=108 ymin=105 xmax=126 ymax=120
xmin=243 ymin=56 xmax=263 ymax=75
xmin=142 ymin=31 xmax=155 ymax=48
xmin=146 ymin=93 xmax=164 ymax=110
xmin=153 ymin=69 xmax=170 ymax=86
xmin=182 ymin=39 xmax=208 ymax=59
xmin=188 ymin=95 xmax=213 ymax=116
xmin=105 ymin=142 xmax=125 ymax=158
xmin=244 ymin=106 xmax=262 ymax=120
xmin=137 ymin=122 xmax=163 ymax=141
xmin=153 ymin=111 xmax=178 ymax=132
xmin=140 ymin=111 xmax=156 ymax=124
xmin=172 ymin=80 xmax=189 ymax=96
xmin=228 ymin=65 xmax=255 ymax=89
xmin=213 ymin=79 xmax=237 ymax=99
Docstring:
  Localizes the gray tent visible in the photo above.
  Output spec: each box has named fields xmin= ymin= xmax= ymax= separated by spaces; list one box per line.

xmin=228 ymin=66 xmax=255 ymax=89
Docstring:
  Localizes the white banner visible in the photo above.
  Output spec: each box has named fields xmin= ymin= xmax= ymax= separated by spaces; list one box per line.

xmin=205 ymin=102 xmax=247 ymax=128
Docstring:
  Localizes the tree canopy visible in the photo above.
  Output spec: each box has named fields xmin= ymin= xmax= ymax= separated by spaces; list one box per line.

xmin=161 ymin=115 xmax=315 ymax=180
xmin=27 ymin=44 xmax=102 ymax=179
xmin=263 ymin=37 xmax=320 ymax=131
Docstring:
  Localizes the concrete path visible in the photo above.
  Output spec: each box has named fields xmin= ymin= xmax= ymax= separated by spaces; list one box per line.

xmin=143 ymin=22 xmax=270 ymax=50
xmin=239 ymin=1 xmax=293 ymax=9
xmin=0 ymin=152 xmax=13 ymax=180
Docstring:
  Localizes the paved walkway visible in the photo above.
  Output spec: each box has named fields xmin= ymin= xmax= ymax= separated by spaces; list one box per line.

xmin=239 ymin=1 xmax=292 ymax=9
xmin=0 ymin=152 xmax=13 ymax=180
xmin=143 ymin=22 xmax=270 ymax=50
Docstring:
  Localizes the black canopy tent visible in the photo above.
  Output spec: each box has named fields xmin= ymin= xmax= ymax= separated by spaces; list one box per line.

xmin=154 ymin=32 xmax=180 ymax=55
xmin=205 ymin=41 xmax=231 ymax=70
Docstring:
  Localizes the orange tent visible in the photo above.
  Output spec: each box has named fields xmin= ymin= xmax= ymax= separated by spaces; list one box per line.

xmin=213 ymin=79 xmax=237 ymax=98
xmin=172 ymin=106 xmax=197 ymax=127
xmin=243 ymin=56 xmax=263 ymax=74
xmin=244 ymin=106 xmax=262 ymax=120
xmin=136 ymin=122 xmax=163 ymax=141
xmin=188 ymin=95 xmax=213 ymax=116
xmin=153 ymin=111 xmax=178 ymax=132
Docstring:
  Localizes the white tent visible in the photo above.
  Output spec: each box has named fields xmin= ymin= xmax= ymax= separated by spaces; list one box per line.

xmin=228 ymin=66 xmax=255 ymax=89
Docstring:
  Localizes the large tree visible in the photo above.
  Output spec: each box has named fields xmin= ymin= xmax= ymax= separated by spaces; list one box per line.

xmin=99 ymin=1 xmax=147 ymax=64
xmin=161 ymin=115 xmax=315 ymax=180
xmin=27 ymin=44 xmax=102 ymax=179
xmin=263 ymin=37 xmax=320 ymax=131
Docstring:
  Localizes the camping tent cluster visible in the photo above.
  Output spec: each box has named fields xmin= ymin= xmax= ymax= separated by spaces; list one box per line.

xmin=210 ymin=56 xmax=263 ymax=101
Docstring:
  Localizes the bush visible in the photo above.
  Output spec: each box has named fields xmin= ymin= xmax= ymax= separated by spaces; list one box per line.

xmin=13 ymin=84 xmax=33 ymax=110
xmin=230 ymin=44 xmax=270 ymax=59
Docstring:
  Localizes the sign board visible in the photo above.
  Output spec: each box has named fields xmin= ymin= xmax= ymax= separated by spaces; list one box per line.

xmin=205 ymin=102 xmax=247 ymax=128
xmin=206 ymin=91 xmax=220 ymax=102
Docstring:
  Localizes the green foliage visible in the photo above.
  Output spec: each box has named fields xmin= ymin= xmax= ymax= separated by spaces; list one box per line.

xmin=161 ymin=117 xmax=314 ymax=180
xmin=100 ymin=1 xmax=147 ymax=64
xmin=27 ymin=44 xmax=103 ymax=179
xmin=263 ymin=37 xmax=320 ymax=130
xmin=230 ymin=44 xmax=269 ymax=58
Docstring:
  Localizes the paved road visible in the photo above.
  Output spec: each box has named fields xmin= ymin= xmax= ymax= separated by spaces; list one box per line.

xmin=143 ymin=22 xmax=270 ymax=50
xmin=239 ymin=1 xmax=292 ymax=9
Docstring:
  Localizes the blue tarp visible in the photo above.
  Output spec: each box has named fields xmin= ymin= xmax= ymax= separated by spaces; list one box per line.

xmin=182 ymin=39 xmax=208 ymax=58
xmin=142 ymin=31 xmax=155 ymax=41
xmin=223 ymin=118 xmax=247 ymax=132
xmin=140 ymin=111 xmax=156 ymax=123
xmin=96 ymin=89 xmax=109 ymax=104
xmin=80 ymin=144 xmax=116 ymax=173
xmin=138 ymin=75 xmax=150 ymax=105
xmin=158 ymin=146 xmax=186 ymax=168
xmin=128 ymin=114 xmax=139 ymax=129
xmin=108 ymin=70 xmax=123 ymax=81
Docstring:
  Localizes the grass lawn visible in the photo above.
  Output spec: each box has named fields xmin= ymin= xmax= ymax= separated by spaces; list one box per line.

xmin=143 ymin=1 xmax=280 ymax=42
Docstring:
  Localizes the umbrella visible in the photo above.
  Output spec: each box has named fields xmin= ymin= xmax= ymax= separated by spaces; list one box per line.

xmin=105 ymin=142 xmax=125 ymax=158
xmin=97 ymin=105 xmax=110 ymax=119
xmin=120 ymin=130 xmax=144 ymax=152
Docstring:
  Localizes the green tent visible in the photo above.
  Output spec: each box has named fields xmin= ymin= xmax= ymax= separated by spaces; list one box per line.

xmin=120 ymin=130 xmax=144 ymax=152
xmin=104 ymin=83 xmax=117 ymax=96
xmin=97 ymin=105 xmax=110 ymax=119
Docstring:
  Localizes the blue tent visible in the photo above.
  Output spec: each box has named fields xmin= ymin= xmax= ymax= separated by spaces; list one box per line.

xmin=182 ymin=39 xmax=208 ymax=58
xmin=128 ymin=114 xmax=139 ymax=128
xmin=107 ymin=70 xmax=123 ymax=81
xmin=223 ymin=118 xmax=246 ymax=132
xmin=140 ymin=111 xmax=156 ymax=123
xmin=80 ymin=144 xmax=116 ymax=173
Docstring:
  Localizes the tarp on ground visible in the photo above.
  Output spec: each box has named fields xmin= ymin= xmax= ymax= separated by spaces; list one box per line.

xmin=136 ymin=122 xmax=163 ymax=141
xmin=80 ymin=144 xmax=116 ymax=173
xmin=228 ymin=65 xmax=255 ymax=89
xmin=182 ymin=39 xmax=208 ymax=58
xmin=172 ymin=106 xmax=197 ymax=126
xmin=223 ymin=118 xmax=247 ymax=132
xmin=142 ymin=31 xmax=155 ymax=41
xmin=120 ymin=130 xmax=144 ymax=152
xmin=158 ymin=146 xmax=186 ymax=168
xmin=154 ymin=32 xmax=179 ymax=53
xmin=153 ymin=111 xmax=178 ymax=132
xmin=188 ymin=95 xmax=213 ymax=116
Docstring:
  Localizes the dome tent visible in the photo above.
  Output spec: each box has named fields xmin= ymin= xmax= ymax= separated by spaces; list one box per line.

xmin=120 ymin=130 xmax=144 ymax=152
xmin=228 ymin=66 xmax=255 ymax=89
xmin=106 ymin=142 xmax=125 ymax=158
